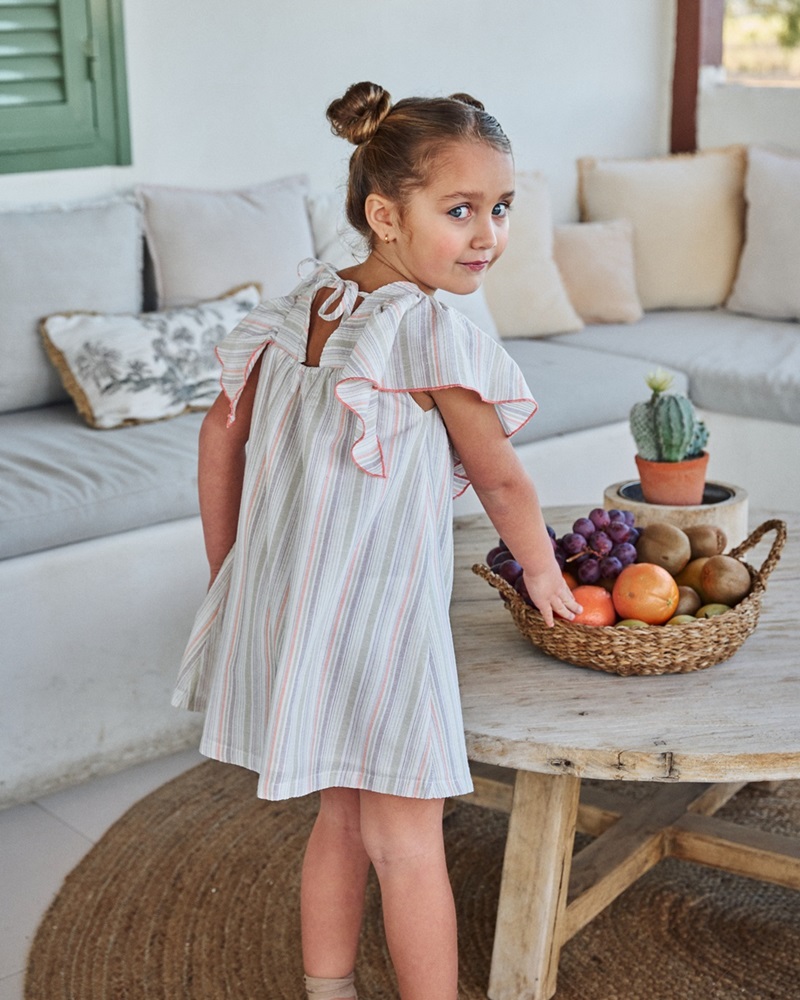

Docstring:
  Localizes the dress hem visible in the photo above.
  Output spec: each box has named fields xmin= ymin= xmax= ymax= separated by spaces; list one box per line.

xmin=198 ymin=738 xmax=474 ymax=802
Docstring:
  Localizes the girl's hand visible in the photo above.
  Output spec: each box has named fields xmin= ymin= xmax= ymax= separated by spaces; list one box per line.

xmin=523 ymin=565 xmax=583 ymax=628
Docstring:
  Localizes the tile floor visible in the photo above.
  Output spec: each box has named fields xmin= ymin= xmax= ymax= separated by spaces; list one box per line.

xmin=0 ymin=748 xmax=205 ymax=1000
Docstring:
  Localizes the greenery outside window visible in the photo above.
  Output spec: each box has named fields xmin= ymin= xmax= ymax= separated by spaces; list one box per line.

xmin=0 ymin=0 xmax=131 ymax=174
xmin=723 ymin=0 xmax=800 ymax=84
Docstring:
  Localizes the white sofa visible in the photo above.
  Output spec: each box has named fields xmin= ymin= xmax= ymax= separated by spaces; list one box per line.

xmin=2 ymin=148 xmax=799 ymax=809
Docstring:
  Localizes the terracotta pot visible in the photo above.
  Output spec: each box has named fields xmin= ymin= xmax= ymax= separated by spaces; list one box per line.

xmin=634 ymin=451 xmax=710 ymax=506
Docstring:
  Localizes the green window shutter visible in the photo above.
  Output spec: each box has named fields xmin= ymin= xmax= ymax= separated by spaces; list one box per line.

xmin=0 ymin=0 xmax=131 ymax=174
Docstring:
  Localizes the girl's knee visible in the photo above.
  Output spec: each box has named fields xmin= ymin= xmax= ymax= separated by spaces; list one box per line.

xmin=358 ymin=792 xmax=445 ymax=868
xmin=316 ymin=787 xmax=363 ymax=839
xmin=319 ymin=786 xmax=360 ymax=816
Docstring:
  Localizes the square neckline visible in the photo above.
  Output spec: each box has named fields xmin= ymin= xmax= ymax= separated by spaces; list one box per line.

xmin=300 ymin=268 xmax=423 ymax=369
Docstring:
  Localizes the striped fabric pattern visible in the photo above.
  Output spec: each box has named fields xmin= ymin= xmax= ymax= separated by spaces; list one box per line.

xmin=172 ymin=261 xmax=537 ymax=800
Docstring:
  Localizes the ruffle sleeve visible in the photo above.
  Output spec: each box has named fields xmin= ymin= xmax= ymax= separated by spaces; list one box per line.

xmin=216 ymin=295 xmax=296 ymax=426
xmin=335 ymin=292 xmax=538 ymax=497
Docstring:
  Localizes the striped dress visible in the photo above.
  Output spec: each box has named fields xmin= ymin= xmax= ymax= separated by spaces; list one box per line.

xmin=172 ymin=260 xmax=537 ymax=800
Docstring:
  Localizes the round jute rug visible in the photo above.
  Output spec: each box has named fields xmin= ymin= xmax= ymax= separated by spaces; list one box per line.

xmin=26 ymin=762 xmax=800 ymax=1000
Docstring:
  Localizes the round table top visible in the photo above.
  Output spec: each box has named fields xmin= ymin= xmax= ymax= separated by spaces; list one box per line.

xmin=453 ymin=506 xmax=800 ymax=783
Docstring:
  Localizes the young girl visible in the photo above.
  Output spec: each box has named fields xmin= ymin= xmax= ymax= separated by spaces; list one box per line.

xmin=173 ymin=81 xmax=580 ymax=1000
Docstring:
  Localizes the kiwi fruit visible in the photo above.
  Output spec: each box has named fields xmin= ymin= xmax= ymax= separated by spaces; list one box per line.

xmin=684 ymin=524 xmax=727 ymax=560
xmin=635 ymin=522 xmax=691 ymax=576
xmin=700 ymin=555 xmax=752 ymax=606
xmin=675 ymin=585 xmax=702 ymax=616
xmin=675 ymin=557 xmax=710 ymax=599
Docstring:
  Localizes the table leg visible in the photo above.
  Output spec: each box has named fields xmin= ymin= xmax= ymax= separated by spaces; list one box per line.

xmin=488 ymin=770 xmax=580 ymax=1000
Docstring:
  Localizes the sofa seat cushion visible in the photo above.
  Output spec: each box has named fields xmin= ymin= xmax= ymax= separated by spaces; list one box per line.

xmin=501 ymin=340 xmax=688 ymax=446
xmin=0 ymin=406 xmax=204 ymax=560
xmin=0 ymin=344 xmax=689 ymax=560
xmin=551 ymin=309 xmax=800 ymax=425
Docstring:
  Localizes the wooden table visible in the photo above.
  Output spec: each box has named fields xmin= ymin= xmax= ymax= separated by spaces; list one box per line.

xmin=451 ymin=506 xmax=800 ymax=1000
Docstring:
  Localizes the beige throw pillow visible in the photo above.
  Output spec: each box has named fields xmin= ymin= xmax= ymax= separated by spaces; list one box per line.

xmin=578 ymin=148 xmax=746 ymax=310
xmin=726 ymin=146 xmax=800 ymax=321
xmin=41 ymin=285 xmax=261 ymax=429
xmin=138 ymin=177 xmax=315 ymax=308
xmin=553 ymin=219 xmax=643 ymax=324
xmin=483 ymin=172 xmax=583 ymax=337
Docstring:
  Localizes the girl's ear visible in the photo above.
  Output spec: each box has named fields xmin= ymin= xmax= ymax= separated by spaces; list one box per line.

xmin=365 ymin=192 xmax=399 ymax=244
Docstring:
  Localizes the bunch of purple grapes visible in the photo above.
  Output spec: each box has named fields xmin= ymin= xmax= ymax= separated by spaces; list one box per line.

xmin=485 ymin=541 xmax=530 ymax=603
xmin=553 ymin=507 xmax=638 ymax=585
xmin=484 ymin=507 xmax=638 ymax=605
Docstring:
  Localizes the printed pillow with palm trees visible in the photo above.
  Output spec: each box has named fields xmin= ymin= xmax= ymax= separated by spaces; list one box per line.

xmin=41 ymin=284 xmax=260 ymax=428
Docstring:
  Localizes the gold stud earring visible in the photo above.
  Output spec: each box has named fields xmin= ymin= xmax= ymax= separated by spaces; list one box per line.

xmin=383 ymin=233 xmax=391 ymax=244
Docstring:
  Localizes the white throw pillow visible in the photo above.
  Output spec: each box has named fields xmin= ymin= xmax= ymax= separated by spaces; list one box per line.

xmin=482 ymin=172 xmax=583 ymax=337
xmin=0 ymin=196 xmax=143 ymax=413
xmin=726 ymin=146 xmax=800 ymax=321
xmin=138 ymin=177 xmax=315 ymax=308
xmin=578 ymin=148 xmax=746 ymax=310
xmin=553 ymin=219 xmax=643 ymax=324
xmin=435 ymin=288 xmax=502 ymax=341
xmin=41 ymin=284 xmax=261 ymax=429
xmin=306 ymin=189 xmax=367 ymax=269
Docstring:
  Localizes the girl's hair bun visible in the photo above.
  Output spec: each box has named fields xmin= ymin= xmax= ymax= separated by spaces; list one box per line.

xmin=327 ymin=81 xmax=392 ymax=145
xmin=448 ymin=92 xmax=485 ymax=111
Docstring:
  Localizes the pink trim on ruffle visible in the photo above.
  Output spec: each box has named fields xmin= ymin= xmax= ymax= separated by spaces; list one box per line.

xmin=334 ymin=376 xmax=387 ymax=479
xmin=335 ymin=374 xmax=538 ymax=494
xmin=217 ymin=337 xmax=274 ymax=427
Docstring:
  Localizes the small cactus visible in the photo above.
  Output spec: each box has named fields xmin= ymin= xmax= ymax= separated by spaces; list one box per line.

xmin=630 ymin=371 xmax=708 ymax=462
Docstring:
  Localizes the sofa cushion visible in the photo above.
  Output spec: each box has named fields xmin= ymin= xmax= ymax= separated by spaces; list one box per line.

xmin=436 ymin=288 xmax=501 ymax=341
xmin=500 ymin=339 xmax=688 ymax=446
xmin=553 ymin=219 xmax=643 ymax=325
xmin=138 ymin=177 xmax=315 ymax=308
xmin=727 ymin=146 xmax=800 ymax=321
xmin=0 ymin=339 xmax=689 ymax=559
xmin=0 ymin=196 xmax=143 ymax=415
xmin=41 ymin=284 xmax=260 ymax=429
xmin=551 ymin=309 xmax=800 ymax=425
xmin=306 ymin=189 xmax=366 ymax=268
xmin=0 ymin=405 xmax=204 ymax=560
xmin=577 ymin=148 xmax=746 ymax=310
xmin=483 ymin=172 xmax=583 ymax=338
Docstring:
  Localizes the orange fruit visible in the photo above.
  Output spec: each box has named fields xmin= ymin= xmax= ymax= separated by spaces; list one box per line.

xmin=562 ymin=570 xmax=579 ymax=590
xmin=612 ymin=563 xmax=680 ymax=625
xmin=568 ymin=585 xmax=617 ymax=626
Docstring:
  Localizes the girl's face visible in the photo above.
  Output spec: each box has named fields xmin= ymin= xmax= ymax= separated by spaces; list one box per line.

xmin=387 ymin=141 xmax=515 ymax=296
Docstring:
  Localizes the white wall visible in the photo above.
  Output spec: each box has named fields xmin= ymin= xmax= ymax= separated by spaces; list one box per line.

xmin=698 ymin=67 xmax=800 ymax=153
xmin=0 ymin=0 xmax=676 ymax=220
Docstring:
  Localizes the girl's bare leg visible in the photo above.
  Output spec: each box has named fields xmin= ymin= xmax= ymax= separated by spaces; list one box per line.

xmin=359 ymin=792 xmax=458 ymax=1000
xmin=301 ymin=787 xmax=371 ymax=991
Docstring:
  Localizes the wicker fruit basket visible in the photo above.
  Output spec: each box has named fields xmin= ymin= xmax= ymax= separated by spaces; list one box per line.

xmin=472 ymin=518 xmax=787 ymax=676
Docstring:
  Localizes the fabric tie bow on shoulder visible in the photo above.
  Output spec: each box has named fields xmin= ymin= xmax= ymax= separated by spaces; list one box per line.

xmin=298 ymin=258 xmax=366 ymax=323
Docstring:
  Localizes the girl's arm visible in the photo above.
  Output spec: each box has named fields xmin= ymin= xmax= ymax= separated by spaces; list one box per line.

xmin=429 ymin=386 xmax=582 ymax=627
xmin=198 ymin=357 xmax=262 ymax=586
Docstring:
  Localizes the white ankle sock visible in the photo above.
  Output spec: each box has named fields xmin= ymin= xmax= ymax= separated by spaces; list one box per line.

xmin=304 ymin=972 xmax=357 ymax=999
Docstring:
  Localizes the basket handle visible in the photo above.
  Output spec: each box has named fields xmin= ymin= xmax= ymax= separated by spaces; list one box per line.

xmin=727 ymin=518 xmax=787 ymax=587
xmin=472 ymin=562 xmax=523 ymax=604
